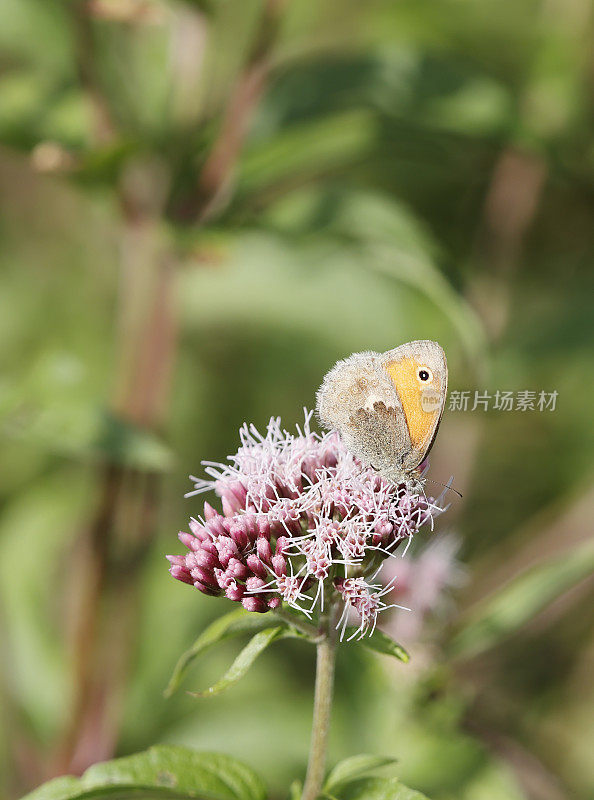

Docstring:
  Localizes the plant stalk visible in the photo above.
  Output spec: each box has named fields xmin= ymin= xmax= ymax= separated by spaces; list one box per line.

xmin=301 ymin=608 xmax=338 ymax=800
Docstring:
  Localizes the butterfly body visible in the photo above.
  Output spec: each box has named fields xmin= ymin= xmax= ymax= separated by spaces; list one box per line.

xmin=316 ymin=340 xmax=447 ymax=490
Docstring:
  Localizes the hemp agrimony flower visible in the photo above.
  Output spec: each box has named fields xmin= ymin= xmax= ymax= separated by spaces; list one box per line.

xmin=168 ymin=411 xmax=445 ymax=638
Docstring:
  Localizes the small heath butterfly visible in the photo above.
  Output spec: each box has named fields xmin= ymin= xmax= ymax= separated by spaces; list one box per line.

xmin=316 ymin=340 xmax=447 ymax=490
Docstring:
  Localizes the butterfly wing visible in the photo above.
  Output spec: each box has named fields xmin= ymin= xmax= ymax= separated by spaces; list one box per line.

xmin=380 ymin=340 xmax=447 ymax=470
xmin=316 ymin=351 xmax=412 ymax=475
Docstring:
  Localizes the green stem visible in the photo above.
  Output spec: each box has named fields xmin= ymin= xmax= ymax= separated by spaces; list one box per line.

xmin=301 ymin=608 xmax=338 ymax=800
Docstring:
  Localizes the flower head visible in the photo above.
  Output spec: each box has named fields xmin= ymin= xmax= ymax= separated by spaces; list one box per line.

xmin=168 ymin=410 xmax=445 ymax=636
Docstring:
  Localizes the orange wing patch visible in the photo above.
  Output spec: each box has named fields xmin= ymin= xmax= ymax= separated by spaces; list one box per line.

xmin=385 ymin=356 xmax=441 ymax=454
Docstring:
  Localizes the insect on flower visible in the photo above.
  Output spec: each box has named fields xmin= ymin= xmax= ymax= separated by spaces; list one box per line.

xmin=167 ymin=411 xmax=445 ymax=637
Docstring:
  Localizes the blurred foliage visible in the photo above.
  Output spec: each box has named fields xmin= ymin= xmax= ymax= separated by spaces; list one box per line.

xmin=21 ymin=746 xmax=268 ymax=800
xmin=0 ymin=1 xmax=593 ymax=799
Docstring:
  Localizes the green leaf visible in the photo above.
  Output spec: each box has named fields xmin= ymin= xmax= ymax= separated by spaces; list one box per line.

xmin=21 ymin=746 xmax=267 ymax=800
xmin=450 ymin=538 xmax=594 ymax=659
xmin=239 ymin=111 xmax=376 ymax=198
xmin=165 ymin=608 xmax=277 ymax=697
xmin=325 ymin=755 xmax=397 ymax=793
xmin=22 ymin=776 xmax=80 ymax=800
xmin=348 ymin=629 xmax=409 ymax=663
xmin=190 ymin=626 xmax=298 ymax=698
xmin=339 ymin=776 xmax=430 ymax=800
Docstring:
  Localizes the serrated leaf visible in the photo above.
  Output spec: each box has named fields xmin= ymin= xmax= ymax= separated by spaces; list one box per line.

xmin=347 ymin=629 xmax=409 ymax=663
xmin=191 ymin=626 xmax=297 ymax=698
xmin=21 ymin=746 xmax=267 ymax=800
xmin=450 ymin=538 xmax=594 ymax=659
xmin=340 ymin=776 xmax=430 ymax=800
xmin=165 ymin=608 xmax=278 ymax=697
xmin=325 ymin=755 xmax=397 ymax=793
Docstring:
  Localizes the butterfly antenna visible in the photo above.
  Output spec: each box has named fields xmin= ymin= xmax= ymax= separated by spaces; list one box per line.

xmin=424 ymin=477 xmax=463 ymax=499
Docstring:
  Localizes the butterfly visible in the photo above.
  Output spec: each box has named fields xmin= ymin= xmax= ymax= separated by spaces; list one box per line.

xmin=316 ymin=340 xmax=447 ymax=491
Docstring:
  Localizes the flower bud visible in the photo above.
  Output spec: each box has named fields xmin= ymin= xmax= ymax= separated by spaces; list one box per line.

xmin=245 ymin=576 xmax=266 ymax=592
xmin=221 ymin=496 xmax=235 ymax=518
xmin=225 ymin=581 xmax=245 ymax=601
xmin=169 ymin=565 xmax=193 ymax=584
xmin=189 ymin=519 xmax=208 ymax=540
xmin=190 ymin=566 xmax=218 ymax=589
xmin=256 ymin=537 xmax=272 ymax=565
xmin=192 ymin=549 xmax=220 ymax=570
xmin=241 ymin=596 xmax=268 ymax=613
xmin=178 ymin=531 xmax=202 ymax=551
xmin=246 ymin=555 xmax=267 ymax=579
xmin=230 ymin=525 xmax=248 ymax=550
xmin=227 ymin=558 xmax=248 ymax=580
xmin=275 ymin=536 xmax=289 ymax=555
xmin=193 ymin=580 xmax=221 ymax=597
xmin=271 ymin=555 xmax=287 ymax=577
xmin=216 ymin=536 xmax=239 ymax=568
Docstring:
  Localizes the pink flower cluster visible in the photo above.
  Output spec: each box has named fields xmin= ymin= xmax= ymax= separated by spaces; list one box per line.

xmin=167 ymin=411 xmax=444 ymax=636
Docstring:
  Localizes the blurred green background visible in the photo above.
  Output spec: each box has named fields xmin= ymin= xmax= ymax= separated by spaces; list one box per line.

xmin=1 ymin=1 xmax=593 ymax=799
